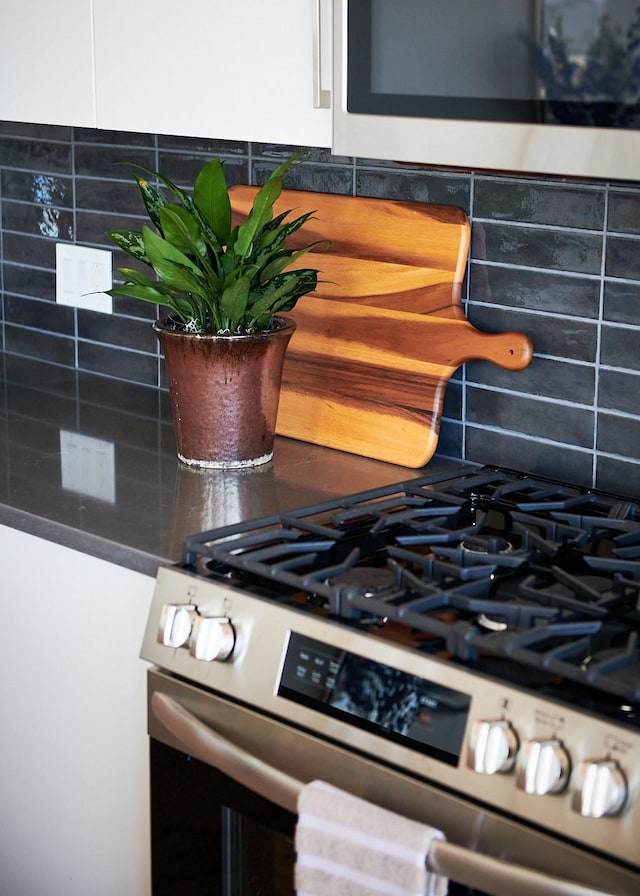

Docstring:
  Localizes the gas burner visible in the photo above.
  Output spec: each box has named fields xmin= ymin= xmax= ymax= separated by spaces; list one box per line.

xmin=326 ymin=567 xmax=398 ymax=599
xmin=458 ymin=534 xmax=513 ymax=555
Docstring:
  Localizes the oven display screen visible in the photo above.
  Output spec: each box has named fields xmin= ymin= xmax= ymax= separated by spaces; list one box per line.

xmin=278 ymin=633 xmax=471 ymax=766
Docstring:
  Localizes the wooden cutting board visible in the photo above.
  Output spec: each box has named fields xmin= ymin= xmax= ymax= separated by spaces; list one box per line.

xmin=230 ymin=187 xmax=533 ymax=468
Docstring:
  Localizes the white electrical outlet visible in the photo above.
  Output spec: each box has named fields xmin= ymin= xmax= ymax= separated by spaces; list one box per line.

xmin=56 ymin=244 xmax=113 ymax=313
xmin=59 ymin=430 xmax=116 ymax=503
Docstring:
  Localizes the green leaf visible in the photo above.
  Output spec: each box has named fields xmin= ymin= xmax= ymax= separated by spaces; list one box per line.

xmin=107 ymin=229 xmax=149 ymax=263
xmin=142 ymin=225 xmax=208 ymax=296
xmin=259 ymin=243 xmax=321 ymax=282
xmin=158 ymin=204 xmax=207 ymax=258
xmin=235 ymin=174 xmax=283 ymax=258
xmin=220 ymin=276 xmax=250 ymax=326
xmin=135 ymin=177 xmax=167 ymax=231
xmin=193 ymin=158 xmax=232 ymax=244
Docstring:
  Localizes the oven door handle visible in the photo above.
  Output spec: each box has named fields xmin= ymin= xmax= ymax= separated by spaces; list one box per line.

xmin=151 ymin=692 xmax=614 ymax=896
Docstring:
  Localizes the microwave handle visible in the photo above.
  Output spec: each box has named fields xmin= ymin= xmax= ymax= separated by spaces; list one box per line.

xmin=151 ymin=692 xmax=613 ymax=896
xmin=313 ymin=0 xmax=332 ymax=108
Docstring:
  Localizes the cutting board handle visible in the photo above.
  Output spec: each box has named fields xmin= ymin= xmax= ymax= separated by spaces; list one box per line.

xmin=461 ymin=329 xmax=534 ymax=371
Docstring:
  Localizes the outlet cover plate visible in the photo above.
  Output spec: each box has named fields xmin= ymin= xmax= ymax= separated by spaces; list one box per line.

xmin=56 ymin=243 xmax=113 ymax=313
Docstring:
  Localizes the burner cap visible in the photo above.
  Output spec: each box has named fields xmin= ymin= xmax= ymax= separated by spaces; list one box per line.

xmin=459 ymin=535 xmax=513 ymax=555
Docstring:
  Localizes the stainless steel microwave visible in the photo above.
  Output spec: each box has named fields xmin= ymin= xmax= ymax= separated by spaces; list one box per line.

xmin=332 ymin=0 xmax=640 ymax=181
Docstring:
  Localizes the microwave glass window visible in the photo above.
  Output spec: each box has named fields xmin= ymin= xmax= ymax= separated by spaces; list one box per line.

xmin=349 ymin=0 xmax=640 ymax=128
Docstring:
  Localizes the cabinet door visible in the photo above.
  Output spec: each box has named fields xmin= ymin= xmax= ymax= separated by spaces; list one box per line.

xmin=0 ymin=0 xmax=95 ymax=127
xmin=0 ymin=526 xmax=154 ymax=896
xmin=94 ymin=0 xmax=332 ymax=147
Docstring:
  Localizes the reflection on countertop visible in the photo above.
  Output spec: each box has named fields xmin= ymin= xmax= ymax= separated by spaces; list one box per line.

xmin=0 ymin=353 xmax=465 ymax=575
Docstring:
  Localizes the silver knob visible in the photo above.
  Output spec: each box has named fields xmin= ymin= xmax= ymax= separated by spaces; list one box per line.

xmin=190 ymin=616 xmax=236 ymax=662
xmin=517 ymin=738 xmax=571 ymax=795
xmin=158 ymin=603 xmax=197 ymax=647
xmin=571 ymin=758 xmax=628 ymax=818
xmin=468 ymin=719 xmax=519 ymax=775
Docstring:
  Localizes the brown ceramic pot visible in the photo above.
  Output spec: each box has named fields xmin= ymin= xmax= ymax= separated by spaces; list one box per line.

xmin=154 ymin=315 xmax=296 ymax=469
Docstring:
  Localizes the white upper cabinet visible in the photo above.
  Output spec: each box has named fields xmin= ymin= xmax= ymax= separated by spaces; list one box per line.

xmin=93 ymin=0 xmax=332 ymax=146
xmin=0 ymin=0 xmax=96 ymax=127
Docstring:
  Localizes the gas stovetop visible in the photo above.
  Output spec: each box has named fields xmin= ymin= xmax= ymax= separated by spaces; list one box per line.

xmin=181 ymin=465 xmax=640 ymax=724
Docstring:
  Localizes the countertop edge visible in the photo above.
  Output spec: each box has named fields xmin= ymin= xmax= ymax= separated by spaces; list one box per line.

xmin=0 ymin=505 xmax=165 ymax=578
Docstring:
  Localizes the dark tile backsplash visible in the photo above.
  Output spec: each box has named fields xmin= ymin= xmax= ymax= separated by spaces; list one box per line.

xmin=1 ymin=122 xmax=639 ymax=495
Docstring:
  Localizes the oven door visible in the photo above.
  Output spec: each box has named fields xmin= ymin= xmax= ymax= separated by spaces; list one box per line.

xmin=147 ymin=669 xmax=636 ymax=896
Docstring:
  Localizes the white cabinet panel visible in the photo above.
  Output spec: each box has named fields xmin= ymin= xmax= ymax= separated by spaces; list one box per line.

xmin=0 ymin=0 xmax=95 ymax=127
xmin=94 ymin=0 xmax=331 ymax=146
xmin=0 ymin=526 xmax=153 ymax=896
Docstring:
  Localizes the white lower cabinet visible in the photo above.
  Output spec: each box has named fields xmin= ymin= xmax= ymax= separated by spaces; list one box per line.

xmin=0 ymin=525 xmax=154 ymax=896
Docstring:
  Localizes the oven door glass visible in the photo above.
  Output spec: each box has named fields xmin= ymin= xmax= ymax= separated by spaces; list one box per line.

xmin=150 ymin=739 xmax=296 ymax=896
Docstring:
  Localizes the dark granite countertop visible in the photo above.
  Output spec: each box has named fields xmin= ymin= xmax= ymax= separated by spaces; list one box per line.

xmin=0 ymin=353 xmax=465 ymax=576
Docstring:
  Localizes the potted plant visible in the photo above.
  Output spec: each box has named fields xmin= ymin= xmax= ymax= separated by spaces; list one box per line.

xmin=107 ymin=154 xmax=325 ymax=468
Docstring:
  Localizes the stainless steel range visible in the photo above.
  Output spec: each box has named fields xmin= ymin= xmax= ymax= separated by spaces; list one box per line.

xmin=142 ymin=465 xmax=640 ymax=896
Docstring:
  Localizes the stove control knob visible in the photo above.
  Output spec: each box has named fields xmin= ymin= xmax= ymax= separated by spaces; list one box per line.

xmin=190 ymin=616 xmax=236 ymax=662
xmin=571 ymin=759 xmax=628 ymax=818
xmin=516 ymin=738 xmax=571 ymax=795
xmin=158 ymin=603 xmax=197 ymax=648
xmin=468 ymin=719 xmax=519 ymax=775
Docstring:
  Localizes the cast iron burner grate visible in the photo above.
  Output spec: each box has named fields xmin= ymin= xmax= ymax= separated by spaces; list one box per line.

xmin=182 ymin=465 xmax=640 ymax=705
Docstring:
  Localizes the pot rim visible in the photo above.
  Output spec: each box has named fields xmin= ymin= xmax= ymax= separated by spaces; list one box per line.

xmin=153 ymin=314 xmax=296 ymax=340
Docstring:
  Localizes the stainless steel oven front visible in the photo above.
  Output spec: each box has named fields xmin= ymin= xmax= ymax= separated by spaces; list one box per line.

xmin=143 ymin=567 xmax=640 ymax=896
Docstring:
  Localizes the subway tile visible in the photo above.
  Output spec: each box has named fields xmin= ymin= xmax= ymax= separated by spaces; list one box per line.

xmin=0 ymin=135 xmax=72 ymax=174
xmin=0 ymin=121 xmax=71 ymax=141
xmin=472 ymin=222 xmax=602 ymax=274
xmin=355 ymin=168 xmax=470 ymax=209
xmin=75 ymin=175 xmax=149 ymax=216
xmin=470 ymin=263 xmax=600 ymax=318
xmin=598 ymin=369 xmax=640 ymax=415
xmin=603 ymin=280 xmax=640 ymax=324
xmin=1 ymin=170 xmax=72 ymax=207
xmin=466 ymin=387 xmax=594 ymax=449
xmin=2 ymin=231 xmax=57 ymax=268
xmin=597 ymin=413 xmax=640 ymax=460
xmin=464 ymin=426 xmax=593 ymax=488
xmin=2 ymin=199 xmax=74 ymax=241
xmin=606 ymin=235 xmax=640 ymax=280
xmin=436 ymin=419 xmax=463 ymax=458
xmin=253 ymin=144 xmax=343 ymax=164
xmin=466 ymin=355 xmax=595 ymax=405
xmin=596 ymin=456 xmax=640 ymax=498
xmin=474 ymin=178 xmax=605 ymax=229
xmin=74 ymin=143 xmax=157 ymax=180
xmin=77 ymin=341 xmax=158 ymax=387
xmin=78 ymin=309 xmax=158 ymax=353
xmin=157 ymin=153 xmax=248 ymax=190
xmin=600 ymin=324 xmax=640 ymax=371
xmin=608 ymin=191 xmax=640 ymax=235
xmin=254 ymin=158 xmax=353 ymax=195
xmin=74 ymin=128 xmax=155 ymax=147
xmin=4 ymin=295 xmax=74 ymax=336
xmin=5 ymin=325 xmax=76 ymax=367
xmin=466 ymin=304 xmax=597 ymax=363
xmin=3 ymin=263 xmax=56 ymax=301
xmin=159 ymin=133 xmax=247 ymax=154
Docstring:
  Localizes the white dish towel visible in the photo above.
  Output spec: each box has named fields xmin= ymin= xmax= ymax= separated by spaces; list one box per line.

xmin=295 ymin=780 xmax=448 ymax=896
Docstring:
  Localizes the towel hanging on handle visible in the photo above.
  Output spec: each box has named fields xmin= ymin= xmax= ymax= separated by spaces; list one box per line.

xmin=295 ymin=779 xmax=448 ymax=896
